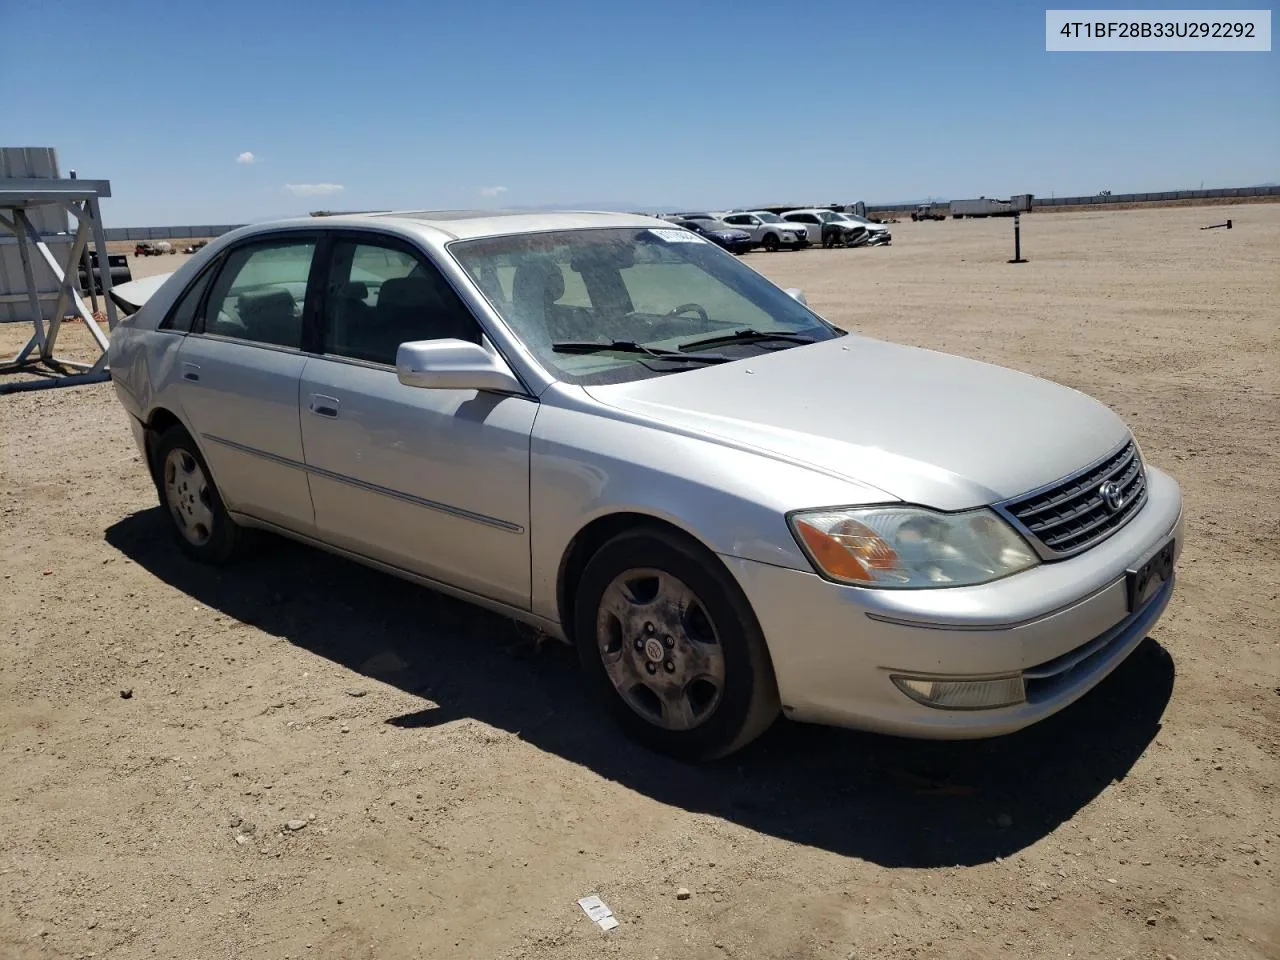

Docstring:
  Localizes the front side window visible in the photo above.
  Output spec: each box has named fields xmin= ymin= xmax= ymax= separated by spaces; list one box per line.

xmin=321 ymin=238 xmax=481 ymax=365
xmin=449 ymin=227 xmax=840 ymax=386
xmin=201 ymin=239 xmax=316 ymax=348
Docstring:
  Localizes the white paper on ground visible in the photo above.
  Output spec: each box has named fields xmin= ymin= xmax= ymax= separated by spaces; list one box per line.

xmin=577 ymin=895 xmax=618 ymax=931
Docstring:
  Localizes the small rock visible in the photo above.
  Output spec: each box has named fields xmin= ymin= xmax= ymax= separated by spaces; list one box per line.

xmin=676 ymin=887 xmax=691 ymax=901
xmin=1146 ymin=916 xmax=1158 ymax=926
xmin=86 ymin=920 xmax=97 ymax=930
xmin=712 ymin=892 xmax=723 ymax=903
xmin=1238 ymin=842 xmax=1257 ymax=854
xmin=235 ymin=834 xmax=248 ymax=845
xmin=229 ymin=816 xmax=242 ymax=829
xmin=346 ymin=689 xmax=367 ymax=698
xmin=120 ymin=689 xmax=133 ymax=699
xmin=1203 ymin=934 xmax=1215 ymax=942
xmin=996 ymin=813 xmax=1013 ymax=829
xmin=286 ymin=819 xmax=307 ymax=831
xmin=340 ymin=725 xmax=350 ymax=734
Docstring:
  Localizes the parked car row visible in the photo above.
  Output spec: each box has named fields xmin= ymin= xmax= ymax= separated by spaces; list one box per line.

xmin=658 ymin=208 xmax=892 ymax=254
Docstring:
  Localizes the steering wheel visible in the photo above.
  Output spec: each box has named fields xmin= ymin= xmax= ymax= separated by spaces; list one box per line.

xmin=663 ymin=302 xmax=709 ymax=322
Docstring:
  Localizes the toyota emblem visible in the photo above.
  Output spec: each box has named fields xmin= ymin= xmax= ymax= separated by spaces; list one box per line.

xmin=1098 ymin=480 xmax=1125 ymax=512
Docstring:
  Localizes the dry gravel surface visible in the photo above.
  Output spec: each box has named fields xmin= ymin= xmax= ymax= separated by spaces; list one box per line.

xmin=1 ymin=204 xmax=1277 ymax=960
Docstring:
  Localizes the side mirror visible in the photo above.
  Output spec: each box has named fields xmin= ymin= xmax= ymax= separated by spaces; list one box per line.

xmin=784 ymin=287 xmax=808 ymax=306
xmin=396 ymin=339 xmax=525 ymax=394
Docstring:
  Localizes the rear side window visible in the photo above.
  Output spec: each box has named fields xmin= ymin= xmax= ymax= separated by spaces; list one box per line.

xmin=160 ymin=264 xmax=217 ymax=333
xmin=200 ymin=240 xmax=317 ymax=349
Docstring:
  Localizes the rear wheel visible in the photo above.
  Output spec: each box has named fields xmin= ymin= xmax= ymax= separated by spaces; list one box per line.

xmin=574 ymin=528 xmax=780 ymax=760
xmin=153 ymin=425 xmax=245 ymax=564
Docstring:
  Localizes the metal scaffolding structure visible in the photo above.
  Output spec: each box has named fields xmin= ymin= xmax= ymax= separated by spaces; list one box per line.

xmin=0 ymin=175 xmax=119 ymax=391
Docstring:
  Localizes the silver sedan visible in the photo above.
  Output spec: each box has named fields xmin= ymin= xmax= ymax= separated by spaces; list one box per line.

xmin=107 ymin=210 xmax=1183 ymax=759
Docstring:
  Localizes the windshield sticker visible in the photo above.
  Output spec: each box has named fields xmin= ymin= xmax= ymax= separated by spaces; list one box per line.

xmin=647 ymin=228 xmax=707 ymax=244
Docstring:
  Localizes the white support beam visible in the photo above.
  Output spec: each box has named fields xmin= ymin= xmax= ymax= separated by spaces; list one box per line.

xmin=4 ymin=210 xmax=47 ymax=365
xmin=84 ymin=196 xmax=119 ymax=331
xmin=16 ymin=208 xmax=109 ymax=353
xmin=44 ymin=209 xmax=92 ymax=358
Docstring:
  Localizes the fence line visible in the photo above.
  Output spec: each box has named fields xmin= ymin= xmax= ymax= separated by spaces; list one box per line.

xmin=33 ymin=185 xmax=1280 ymax=240
xmin=871 ymin=184 xmax=1280 ymax=213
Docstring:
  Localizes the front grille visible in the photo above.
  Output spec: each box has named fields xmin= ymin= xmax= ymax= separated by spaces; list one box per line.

xmin=996 ymin=440 xmax=1147 ymax=559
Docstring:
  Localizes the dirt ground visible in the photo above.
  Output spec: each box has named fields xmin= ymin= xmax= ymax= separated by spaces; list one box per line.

xmin=1 ymin=204 xmax=1277 ymax=960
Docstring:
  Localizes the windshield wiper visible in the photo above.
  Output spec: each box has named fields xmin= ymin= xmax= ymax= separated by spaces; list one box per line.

xmin=551 ymin=339 xmax=731 ymax=364
xmin=675 ymin=328 xmax=825 ymax=352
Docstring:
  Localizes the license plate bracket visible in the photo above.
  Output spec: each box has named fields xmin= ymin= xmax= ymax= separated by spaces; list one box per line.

xmin=1126 ymin=538 xmax=1175 ymax=612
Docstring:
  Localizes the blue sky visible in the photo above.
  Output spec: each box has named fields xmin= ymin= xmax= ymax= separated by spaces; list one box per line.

xmin=3 ymin=0 xmax=1276 ymax=224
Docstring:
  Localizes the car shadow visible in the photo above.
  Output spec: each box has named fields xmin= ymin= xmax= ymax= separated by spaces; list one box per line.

xmin=104 ymin=508 xmax=1175 ymax=868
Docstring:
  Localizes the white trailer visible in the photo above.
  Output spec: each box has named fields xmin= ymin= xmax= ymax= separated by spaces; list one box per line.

xmin=951 ymin=197 xmax=1014 ymax=219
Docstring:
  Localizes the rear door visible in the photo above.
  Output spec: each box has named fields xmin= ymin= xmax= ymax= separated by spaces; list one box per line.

xmin=174 ymin=234 xmax=319 ymax=532
xmin=297 ymin=232 xmax=536 ymax=608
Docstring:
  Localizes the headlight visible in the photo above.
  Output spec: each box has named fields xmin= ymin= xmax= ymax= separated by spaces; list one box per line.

xmin=788 ymin=506 xmax=1039 ymax=588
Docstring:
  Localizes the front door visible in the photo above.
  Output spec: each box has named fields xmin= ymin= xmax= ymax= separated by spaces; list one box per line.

xmin=298 ymin=233 xmax=536 ymax=608
xmin=176 ymin=235 xmax=319 ymax=532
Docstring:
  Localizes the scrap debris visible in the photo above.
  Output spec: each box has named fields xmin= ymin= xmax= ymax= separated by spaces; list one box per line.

xmin=1200 ymin=219 xmax=1233 ymax=230
xmin=577 ymin=895 xmax=619 ymax=932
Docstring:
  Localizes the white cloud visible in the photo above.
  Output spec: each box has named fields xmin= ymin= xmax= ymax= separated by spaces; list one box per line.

xmin=236 ymin=151 xmax=258 ymax=165
xmin=479 ymin=185 xmax=508 ymax=197
xmin=284 ymin=183 xmax=345 ymax=197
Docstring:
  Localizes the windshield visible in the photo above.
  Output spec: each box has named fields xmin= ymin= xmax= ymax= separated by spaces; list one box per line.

xmin=755 ymin=212 xmax=784 ymax=223
xmin=846 ymin=214 xmax=874 ymax=225
xmin=698 ymin=220 xmax=737 ymax=232
xmin=818 ymin=211 xmax=846 ymax=222
xmin=448 ymin=227 xmax=839 ymax=385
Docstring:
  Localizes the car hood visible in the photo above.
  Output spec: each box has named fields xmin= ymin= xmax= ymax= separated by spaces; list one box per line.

xmin=583 ymin=335 xmax=1130 ymax=510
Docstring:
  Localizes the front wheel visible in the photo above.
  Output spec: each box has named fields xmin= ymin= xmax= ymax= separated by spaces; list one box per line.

xmin=574 ymin=529 xmax=780 ymax=760
xmin=762 ymin=233 xmax=780 ymax=252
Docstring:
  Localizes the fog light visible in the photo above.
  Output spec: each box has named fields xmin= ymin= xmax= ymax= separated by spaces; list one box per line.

xmin=891 ymin=674 xmax=1026 ymax=710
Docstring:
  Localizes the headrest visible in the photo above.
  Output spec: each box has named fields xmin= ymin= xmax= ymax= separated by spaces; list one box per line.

xmin=378 ymin=277 xmax=442 ymax=312
xmin=237 ymin=289 xmax=294 ymax=319
xmin=512 ymin=260 xmax=565 ymax=304
xmin=340 ymin=281 xmax=368 ymax=299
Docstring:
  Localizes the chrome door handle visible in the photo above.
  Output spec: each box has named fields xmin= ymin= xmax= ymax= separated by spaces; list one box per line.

xmin=181 ymin=362 xmax=201 ymax=382
xmin=309 ymin=394 xmax=340 ymax=418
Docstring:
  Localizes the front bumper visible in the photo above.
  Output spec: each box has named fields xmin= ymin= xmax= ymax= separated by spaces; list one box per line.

xmin=722 ymin=465 xmax=1184 ymax=739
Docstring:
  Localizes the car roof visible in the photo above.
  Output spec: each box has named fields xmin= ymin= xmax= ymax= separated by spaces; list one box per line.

xmin=240 ymin=209 xmax=666 ymax=242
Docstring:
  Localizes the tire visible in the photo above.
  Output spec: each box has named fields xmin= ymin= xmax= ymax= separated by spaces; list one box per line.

xmin=152 ymin=425 xmax=245 ymax=564
xmin=762 ymin=233 xmax=780 ymax=252
xmin=574 ymin=528 xmax=780 ymax=760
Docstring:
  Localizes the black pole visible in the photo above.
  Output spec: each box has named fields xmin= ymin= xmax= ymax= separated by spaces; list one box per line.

xmin=1008 ymin=212 xmax=1028 ymax=264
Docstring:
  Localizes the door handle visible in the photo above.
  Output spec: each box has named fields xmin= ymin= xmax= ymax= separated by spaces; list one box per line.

xmin=309 ymin=394 xmax=340 ymax=419
xmin=181 ymin=362 xmax=201 ymax=382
